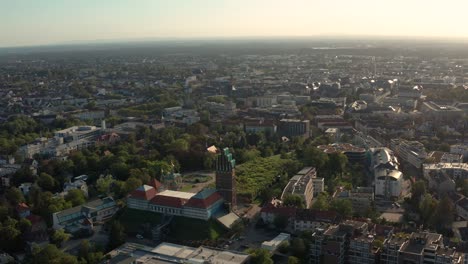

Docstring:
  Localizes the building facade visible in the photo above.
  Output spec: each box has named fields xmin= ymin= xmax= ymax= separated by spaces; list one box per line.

xmin=216 ymin=148 xmax=237 ymax=208
xmin=52 ymin=197 xmax=118 ymax=232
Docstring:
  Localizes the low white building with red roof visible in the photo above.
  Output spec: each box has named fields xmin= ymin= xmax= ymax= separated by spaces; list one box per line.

xmin=127 ymin=185 xmax=225 ymax=220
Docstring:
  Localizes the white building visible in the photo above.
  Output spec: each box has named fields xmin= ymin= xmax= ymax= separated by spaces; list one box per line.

xmin=255 ymin=95 xmax=277 ymax=107
xmin=52 ymin=197 xmax=118 ymax=231
xmin=18 ymin=125 xmax=103 ymax=159
xmin=261 ymin=233 xmax=290 ymax=252
xmin=375 ymin=169 xmax=403 ymax=198
xmin=451 ymin=144 xmax=468 ymax=160
xmin=312 ymin=178 xmax=325 ymax=196
xmin=63 ymin=180 xmax=89 ymax=197
xmin=162 ymin=106 xmax=200 ymax=125
xmin=127 ymin=185 xmax=225 ymax=221
xmin=423 ymin=163 xmax=468 ymax=181
xmin=390 ymin=139 xmax=427 ymax=169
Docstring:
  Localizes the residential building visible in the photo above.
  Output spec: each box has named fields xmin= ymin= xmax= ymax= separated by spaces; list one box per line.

xmin=387 ymin=232 xmax=463 ymax=264
xmin=71 ymin=110 xmax=105 ymax=121
xmin=260 ymin=199 xmax=297 ymax=226
xmin=243 ymin=118 xmax=277 ymax=134
xmin=425 ymin=169 xmax=456 ymax=194
xmin=278 ymin=119 xmax=310 ymax=138
xmin=312 ymin=177 xmax=325 ymax=196
xmin=16 ymin=203 xmax=31 ymax=218
xmin=255 ymin=95 xmax=277 ymax=107
xmin=281 ymin=173 xmax=314 ymax=209
xmin=63 ymin=179 xmax=88 ymax=197
xmin=455 ymin=197 xmax=468 ymax=220
xmin=427 ymin=151 xmax=464 ymax=163
xmin=451 ymin=144 xmax=468 ymax=161
xmin=52 ymin=197 xmax=118 ymax=232
xmin=106 ymin=242 xmax=250 ymax=264
xmin=162 ymin=106 xmax=200 ymax=125
xmin=390 ymin=139 xmax=427 ymax=169
xmin=54 ymin=125 xmax=101 ymax=141
xmin=423 ymin=163 xmax=468 ymax=181
xmin=335 ymin=187 xmax=374 ymax=214
xmin=421 ymin=101 xmax=464 ymax=121
xmin=294 ymin=209 xmax=339 ymax=232
xmin=317 ymin=143 xmax=367 ymax=164
xmin=310 ymin=220 xmax=368 ymax=264
xmin=205 ymin=101 xmax=237 ymax=118
xmin=19 ymin=182 xmax=33 ymax=196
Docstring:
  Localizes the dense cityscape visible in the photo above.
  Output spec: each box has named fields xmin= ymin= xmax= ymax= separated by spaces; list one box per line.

xmin=0 ymin=38 xmax=467 ymax=264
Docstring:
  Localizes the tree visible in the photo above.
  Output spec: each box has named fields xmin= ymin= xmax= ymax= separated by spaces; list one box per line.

xmin=288 ymin=256 xmax=300 ymax=264
xmin=108 ymin=221 xmax=126 ymax=250
xmin=328 ymin=153 xmax=348 ymax=177
xmin=433 ymin=195 xmax=454 ymax=230
xmin=246 ymin=248 xmax=273 ymax=264
xmin=312 ymin=192 xmax=329 ymax=211
xmin=457 ymin=179 xmax=468 ymax=197
xmin=274 ymin=215 xmax=288 ymax=230
xmin=96 ymin=174 xmax=115 ymax=195
xmin=231 ymin=220 xmax=245 ymax=235
xmin=51 ymin=229 xmax=71 ymax=247
xmin=37 ymin=172 xmax=56 ymax=191
xmin=65 ymin=189 xmax=86 ymax=207
xmin=301 ymin=146 xmax=329 ymax=170
xmin=419 ymin=194 xmax=438 ymax=227
xmin=330 ymin=199 xmax=354 ymax=217
xmin=78 ymin=239 xmax=104 ymax=264
xmin=412 ymin=180 xmax=426 ymax=206
xmin=283 ymin=194 xmax=306 ymax=208
xmin=129 ymin=168 xmax=151 ymax=184
xmin=5 ymin=187 xmax=25 ymax=205
xmin=290 ymin=238 xmax=307 ymax=259
xmin=0 ymin=205 xmax=8 ymax=222
xmin=110 ymin=180 xmax=127 ymax=199
xmin=0 ymin=217 xmax=22 ymax=251
xmin=31 ymin=244 xmax=78 ymax=264
xmin=278 ymin=241 xmax=290 ymax=254
xmin=125 ymin=177 xmax=142 ymax=193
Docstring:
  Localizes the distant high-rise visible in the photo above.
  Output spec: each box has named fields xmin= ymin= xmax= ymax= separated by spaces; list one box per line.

xmin=183 ymin=76 xmax=196 ymax=109
xmin=215 ymin=148 xmax=236 ymax=208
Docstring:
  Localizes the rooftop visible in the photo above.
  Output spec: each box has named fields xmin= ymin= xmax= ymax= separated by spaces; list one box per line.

xmin=157 ymin=190 xmax=196 ymax=200
xmin=317 ymin=143 xmax=366 ymax=154
xmin=152 ymin=242 xmax=196 ymax=259
xmin=261 ymin=233 xmax=290 ymax=249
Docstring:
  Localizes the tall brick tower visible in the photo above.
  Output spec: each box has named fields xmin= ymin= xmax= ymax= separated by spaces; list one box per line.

xmin=215 ymin=148 xmax=236 ymax=209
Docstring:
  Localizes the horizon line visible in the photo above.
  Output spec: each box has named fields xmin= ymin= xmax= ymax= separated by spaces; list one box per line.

xmin=2 ymin=34 xmax=468 ymax=50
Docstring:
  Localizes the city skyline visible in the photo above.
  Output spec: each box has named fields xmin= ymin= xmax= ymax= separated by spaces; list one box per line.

xmin=2 ymin=0 xmax=468 ymax=47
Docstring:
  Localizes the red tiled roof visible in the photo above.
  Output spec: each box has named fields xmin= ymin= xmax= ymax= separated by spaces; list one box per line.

xmin=150 ymin=195 xmax=187 ymax=208
xmin=185 ymin=192 xmax=223 ymax=209
xmin=148 ymin=179 xmax=163 ymax=191
xmin=16 ymin=202 xmax=30 ymax=212
xmin=129 ymin=185 xmax=157 ymax=201
xmin=261 ymin=206 xmax=297 ymax=218
xmin=26 ymin=214 xmax=43 ymax=225
xmin=295 ymin=209 xmax=339 ymax=222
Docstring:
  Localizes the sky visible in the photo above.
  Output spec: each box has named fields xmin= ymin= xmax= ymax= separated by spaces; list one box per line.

xmin=1 ymin=0 xmax=468 ymax=47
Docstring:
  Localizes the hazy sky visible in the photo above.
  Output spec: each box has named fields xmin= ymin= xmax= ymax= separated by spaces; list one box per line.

xmin=2 ymin=0 xmax=468 ymax=47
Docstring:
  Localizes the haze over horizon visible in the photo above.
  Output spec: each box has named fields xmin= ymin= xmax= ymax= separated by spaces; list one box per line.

xmin=2 ymin=0 xmax=468 ymax=48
